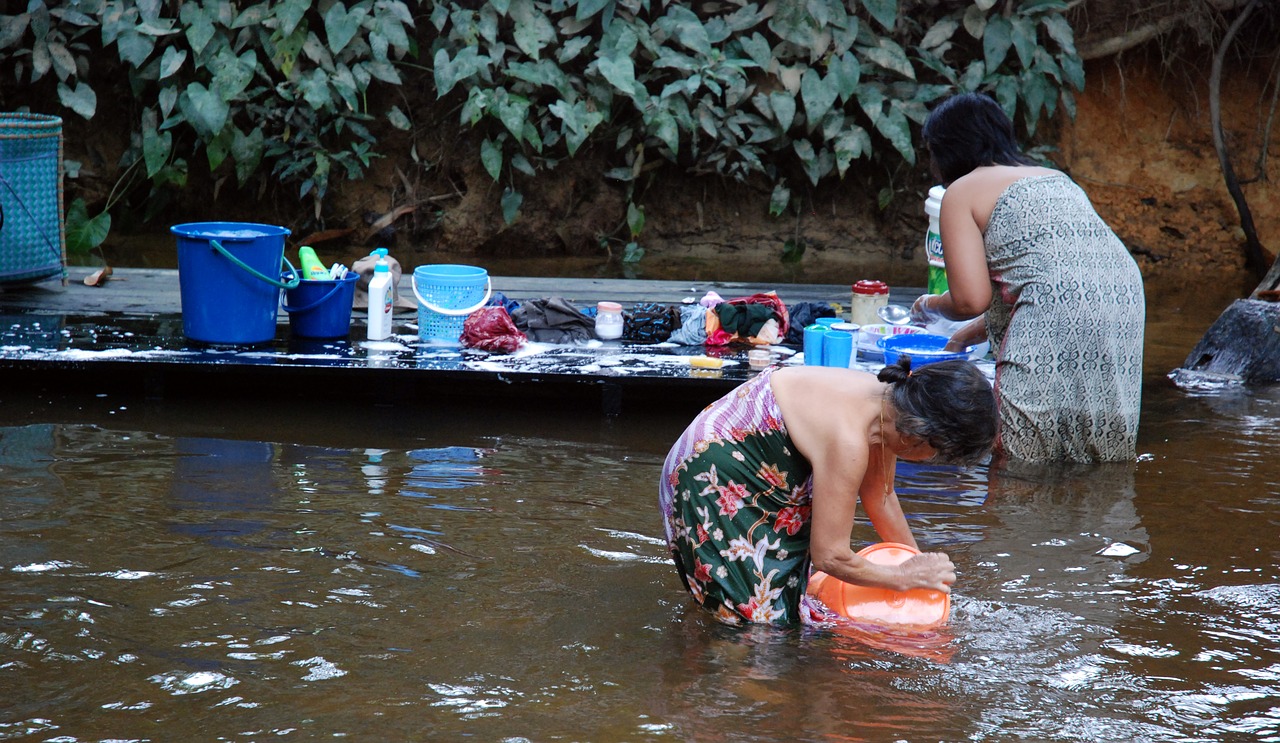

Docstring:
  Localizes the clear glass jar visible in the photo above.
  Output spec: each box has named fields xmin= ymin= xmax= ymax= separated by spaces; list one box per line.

xmin=850 ymin=280 xmax=889 ymax=327
xmin=595 ymin=301 xmax=624 ymax=340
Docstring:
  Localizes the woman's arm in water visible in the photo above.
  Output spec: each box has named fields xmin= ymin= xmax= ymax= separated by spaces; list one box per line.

xmin=857 ymin=447 xmax=916 ymax=550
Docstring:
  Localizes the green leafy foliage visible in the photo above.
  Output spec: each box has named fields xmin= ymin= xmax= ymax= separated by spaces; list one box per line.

xmin=769 ymin=180 xmax=791 ymax=218
xmin=621 ymin=241 xmax=644 ymax=264
xmin=0 ymin=0 xmax=1082 ymax=256
xmin=1 ymin=0 xmax=416 ymax=237
xmin=428 ymin=0 xmax=1083 ymax=251
xmin=65 ymin=198 xmax=111 ymax=254
xmin=501 ymin=187 xmax=523 ymax=225
xmin=780 ymin=237 xmax=806 ymax=264
xmin=626 ymin=202 xmax=645 ymax=240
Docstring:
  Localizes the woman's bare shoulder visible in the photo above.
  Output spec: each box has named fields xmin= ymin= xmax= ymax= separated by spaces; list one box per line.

xmin=771 ymin=368 xmax=879 ymax=424
xmin=771 ymin=366 xmax=876 ymax=393
xmin=771 ymin=368 xmax=878 ymax=464
xmin=945 ymin=166 xmax=1063 ymax=227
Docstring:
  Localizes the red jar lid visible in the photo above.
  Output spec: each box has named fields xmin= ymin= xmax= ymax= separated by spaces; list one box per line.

xmin=852 ymin=280 xmax=889 ymax=295
xmin=597 ymin=301 xmax=622 ymax=312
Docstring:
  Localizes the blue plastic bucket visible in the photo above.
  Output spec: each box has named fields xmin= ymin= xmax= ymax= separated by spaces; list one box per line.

xmin=282 ymin=271 xmax=357 ymax=339
xmin=412 ymin=264 xmax=492 ymax=345
xmin=878 ymin=333 xmax=972 ymax=368
xmin=171 ymin=222 xmax=298 ymax=344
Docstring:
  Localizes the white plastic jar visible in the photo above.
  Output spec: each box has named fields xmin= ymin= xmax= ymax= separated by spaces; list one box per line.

xmin=595 ymin=301 xmax=624 ymax=340
xmin=850 ymin=280 xmax=889 ymax=327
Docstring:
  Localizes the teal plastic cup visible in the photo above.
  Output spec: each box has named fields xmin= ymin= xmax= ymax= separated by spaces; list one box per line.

xmin=823 ymin=329 xmax=854 ymax=368
xmin=803 ymin=324 xmax=827 ymax=366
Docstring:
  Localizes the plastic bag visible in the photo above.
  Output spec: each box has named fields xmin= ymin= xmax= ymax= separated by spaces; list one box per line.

xmin=462 ymin=306 xmax=527 ymax=353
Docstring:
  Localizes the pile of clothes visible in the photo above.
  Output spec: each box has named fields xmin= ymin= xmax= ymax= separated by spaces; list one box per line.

xmin=461 ymin=290 xmax=838 ymax=353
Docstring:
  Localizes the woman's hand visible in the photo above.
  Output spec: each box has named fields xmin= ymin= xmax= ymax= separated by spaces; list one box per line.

xmin=910 ymin=293 xmax=944 ymax=325
xmin=896 ymin=552 xmax=956 ymax=594
xmin=943 ymin=316 xmax=987 ymax=353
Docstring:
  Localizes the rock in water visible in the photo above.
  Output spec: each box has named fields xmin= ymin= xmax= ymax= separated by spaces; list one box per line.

xmin=1176 ymin=299 xmax=1280 ymax=384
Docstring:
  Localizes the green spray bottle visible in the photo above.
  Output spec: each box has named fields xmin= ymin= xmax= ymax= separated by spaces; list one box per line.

xmin=298 ymin=246 xmax=330 ymax=281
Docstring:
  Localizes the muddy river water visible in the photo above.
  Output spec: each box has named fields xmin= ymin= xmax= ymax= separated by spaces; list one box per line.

xmin=1 ymin=283 xmax=1277 ymax=741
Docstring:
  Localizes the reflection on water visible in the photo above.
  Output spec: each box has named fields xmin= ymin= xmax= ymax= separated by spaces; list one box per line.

xmin=2 ymin=290 xmax=1279 ymax=741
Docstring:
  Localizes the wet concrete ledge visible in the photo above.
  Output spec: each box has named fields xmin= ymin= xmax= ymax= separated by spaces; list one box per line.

xmin=0 ymin=267 xmax=923 ymax=417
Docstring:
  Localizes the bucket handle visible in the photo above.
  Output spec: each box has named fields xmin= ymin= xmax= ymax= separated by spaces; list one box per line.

xmin=411 ymin=276 xmax=493 ymax=316
xmin=281 ymin=282 xmax=342 ymax=314
xmin=210 ymin=239 xmax=302 ymax=290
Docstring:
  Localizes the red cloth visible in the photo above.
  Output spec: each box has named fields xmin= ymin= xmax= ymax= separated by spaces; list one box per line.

xmin=462 ymin=306 xmax=527 ymax=353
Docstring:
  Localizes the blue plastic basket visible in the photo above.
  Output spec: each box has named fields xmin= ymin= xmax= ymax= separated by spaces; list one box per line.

xmin=411 ymin=264 xmax=492 ymax=345
xmin=0 ymin=113 xmax=65 ymax=284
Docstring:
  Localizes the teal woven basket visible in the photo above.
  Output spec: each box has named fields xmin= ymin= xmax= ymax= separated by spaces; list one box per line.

xmin=0 ymin=113 xmax=66 ymax=284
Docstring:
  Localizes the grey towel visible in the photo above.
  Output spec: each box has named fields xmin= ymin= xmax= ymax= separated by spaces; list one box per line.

xmin=510 ymin=297 xmax=594 ymax=344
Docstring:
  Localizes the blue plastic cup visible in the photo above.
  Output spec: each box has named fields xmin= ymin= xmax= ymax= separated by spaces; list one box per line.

xmin=823 ymin=329 xmax=854 ymax=368
xmin=803 ymin=324 xmax=827 ymax=366
xmin=816 ymin=316 xmax=843 ymax=328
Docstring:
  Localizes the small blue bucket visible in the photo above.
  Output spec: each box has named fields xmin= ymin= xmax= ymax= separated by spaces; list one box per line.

xmin=282 ymin=271 xmax=357 ymax=339
xmin=171 ymin=222 xmax=299 ymax=345
xmin=411 ymin=264 xmax=492 ymax=345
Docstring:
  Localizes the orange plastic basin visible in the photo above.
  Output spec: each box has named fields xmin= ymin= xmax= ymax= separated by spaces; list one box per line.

xmin=807 ymin=542 xmax=951 ymax=627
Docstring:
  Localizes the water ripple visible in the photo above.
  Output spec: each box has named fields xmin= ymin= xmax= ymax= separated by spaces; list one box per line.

xmin=148 ymin=670 xmax=238 ymax=695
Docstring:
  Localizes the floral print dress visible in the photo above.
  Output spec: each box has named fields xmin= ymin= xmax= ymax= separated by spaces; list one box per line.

xmin=659 ymin=368 xmax=824 ymax=625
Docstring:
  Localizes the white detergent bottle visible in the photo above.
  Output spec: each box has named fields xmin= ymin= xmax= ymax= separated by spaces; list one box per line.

xmin=366 ymin=251 xmax=393 ymax=341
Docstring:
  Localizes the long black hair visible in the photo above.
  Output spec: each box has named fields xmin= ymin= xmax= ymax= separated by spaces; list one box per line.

xmin=921 ymin=92 xmax=1036 ymax=185
xmin=877 ymin=356 xmax=996 ymax=464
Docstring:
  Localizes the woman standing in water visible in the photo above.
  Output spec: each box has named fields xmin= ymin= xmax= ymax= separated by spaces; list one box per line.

xmin=913 ymin=92 xmax=1146 ymax=463
xmin=659 ymin=359 xmax=996 ymax=626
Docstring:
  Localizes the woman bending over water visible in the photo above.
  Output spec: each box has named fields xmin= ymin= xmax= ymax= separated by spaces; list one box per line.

xmin=659 ymin=359 xmax=996 ymax=625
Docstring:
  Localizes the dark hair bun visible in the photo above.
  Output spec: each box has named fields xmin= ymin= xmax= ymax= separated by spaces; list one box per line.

xmin=885 ymin=359 xmax=997 ymax=464
xmin=876 ymin=356 xmax=913 ymax=384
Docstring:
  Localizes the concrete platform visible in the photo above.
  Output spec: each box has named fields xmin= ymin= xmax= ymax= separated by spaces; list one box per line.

xmin=0 ymin=267 xmax=924 ymax=416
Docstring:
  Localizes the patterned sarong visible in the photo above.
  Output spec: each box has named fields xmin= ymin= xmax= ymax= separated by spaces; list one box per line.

xmin=983 ymin=174 xmax=1145 ymax=462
